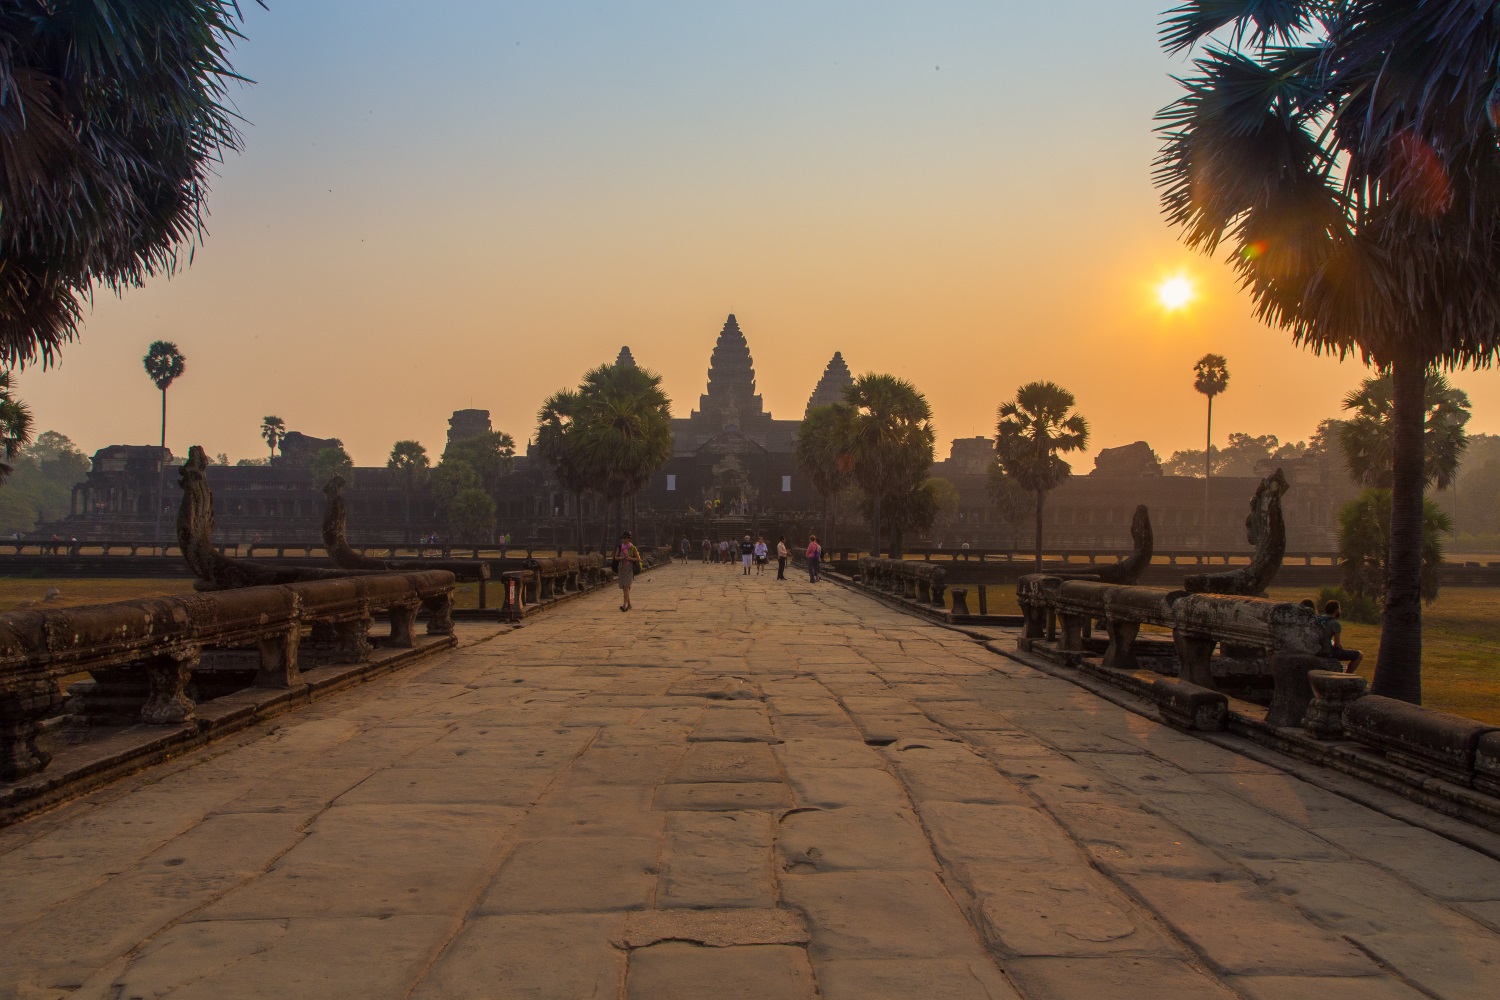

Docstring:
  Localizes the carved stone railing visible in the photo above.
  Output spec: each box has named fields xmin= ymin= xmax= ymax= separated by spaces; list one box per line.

xmin=0 ymin=570 xmax=455 ymax=781
xmin=1021 ymin=576 xmax=1320 ymax=680
xmin=856 ymin=558 xmax=947 ymax=606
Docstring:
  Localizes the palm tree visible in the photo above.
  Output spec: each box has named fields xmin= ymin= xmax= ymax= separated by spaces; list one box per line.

xmin=1155 ymin=2 xmax=1500 ymax=704
xmin=842 ymin=374 xmax=935 ymax=558
xmin=995 ymin=381 xmax=1089 ymax=571
xmin=573 ymin=364 xmax=674 ymax=548
xmin=537 ymin=390 xmax=593 ymax=551
xmin=1193 ymin=353 xmax=1229 ymax=546
xmin=0 ymin=4 xmax=251 ymax=368
xmin=1340 ymin=372 xmax=1470 ymax=491
xmin=261 ymin=416 xmax=286 ymax=461
xmin=386 ymin=440 xmax=430 ymax=544
xmin=0 ymin=371 xmax=34 ymax=485
xmin=143 ymin=342 xmax=186 ymax=449
xmin=142 ymin=341 xmax=185 ymax=546
xmin=794 ymin=404 xmax=856 ymax=547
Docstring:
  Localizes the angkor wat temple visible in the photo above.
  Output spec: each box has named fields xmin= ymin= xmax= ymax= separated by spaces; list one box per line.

xmin=47 ymin=314 xmax=1351 ymax=550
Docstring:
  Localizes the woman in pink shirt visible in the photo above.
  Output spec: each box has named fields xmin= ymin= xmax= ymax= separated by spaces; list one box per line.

xmin=805 ymin=534 xmax=821 ymax=583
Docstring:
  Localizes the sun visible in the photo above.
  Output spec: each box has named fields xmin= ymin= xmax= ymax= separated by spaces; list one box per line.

xmin=1157 ymin=275 xmax=1195 ymax=312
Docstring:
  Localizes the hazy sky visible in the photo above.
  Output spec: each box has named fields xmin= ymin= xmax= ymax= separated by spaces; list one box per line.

xmin=14 ymin=1 xmax=1499 ymax=468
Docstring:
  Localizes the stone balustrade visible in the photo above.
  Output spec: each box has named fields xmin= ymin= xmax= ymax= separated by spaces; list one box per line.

xmin=1018 ymin=575 xmax=1320 ymax=682
xmin=0 ymin=570 xmax=455 ymax=781
xmin=856 ymin=558 xmax=947 ymax=607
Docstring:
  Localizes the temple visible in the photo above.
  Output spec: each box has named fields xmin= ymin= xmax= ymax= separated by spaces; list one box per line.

xmin=635 ymin=315 xmax=833 ymax=511
xmin=45 ymin=312 xmax=1350 ymax=550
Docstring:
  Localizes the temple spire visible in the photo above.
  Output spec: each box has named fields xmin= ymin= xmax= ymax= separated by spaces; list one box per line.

xmin=615 ymin=345 xmax=636 ymax=368
xmin=699 ymin=314 xmax=764 ymax=421
xmin=805 ymin=351 xmax=853 ymax=416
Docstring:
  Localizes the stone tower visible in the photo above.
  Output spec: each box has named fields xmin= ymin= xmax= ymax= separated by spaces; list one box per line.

xmin=697 ymin=314 xmax=765 ymax=428
xmin=615 ymin=346 xmax=636 ymax=368
xmin=805 ymin=351 xmax=854 ymax=416
xmin=447 ymin=409 xmax=492 ymax=446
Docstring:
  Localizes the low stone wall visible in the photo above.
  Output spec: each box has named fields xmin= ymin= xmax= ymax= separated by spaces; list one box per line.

xmin=0 ymin=570 xmax=456 ymax=783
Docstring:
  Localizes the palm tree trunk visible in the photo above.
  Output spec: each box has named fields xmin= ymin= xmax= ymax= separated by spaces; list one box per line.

xmin=575 ymin=490 xmax=585 ymax=553
xmin=871 ymin=495 xmax=883 ymax=558
xmin=160 ymin=388 xmax=167 ymax=449
xmin=1371 ymin=355 xmax=1426 ymax=704
xmin=1033 ymin=489 xmax=1046 ymax=572
xmin=1203 ymin=395 xmax=1212 ymax=550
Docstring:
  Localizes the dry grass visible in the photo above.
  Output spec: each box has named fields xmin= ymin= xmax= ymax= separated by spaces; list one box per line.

xmin=1269 ymin=586 xmax=1500 ymax=725
xmin=0 ymin=576 xmax=197 ymax=611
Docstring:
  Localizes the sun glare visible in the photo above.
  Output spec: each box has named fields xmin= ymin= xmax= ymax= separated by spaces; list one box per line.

xmin=1157 ymin=275 xmax=1195 ymax=312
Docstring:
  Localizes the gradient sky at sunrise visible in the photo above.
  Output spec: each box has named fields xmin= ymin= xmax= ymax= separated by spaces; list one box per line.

xmin=13 ymin=1 xmax=1499 ymax=468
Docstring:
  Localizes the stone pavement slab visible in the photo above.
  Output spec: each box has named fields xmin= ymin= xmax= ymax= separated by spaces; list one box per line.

xmin=4 ymin=563 xmax=1500 ymax=997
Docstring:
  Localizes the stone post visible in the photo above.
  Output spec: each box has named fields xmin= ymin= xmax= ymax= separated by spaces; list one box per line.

xmin=0 ymin=680 xmax=63 ymax=780
xmin=950 ymin=588 xmax=970 ymax=616
xmin=424 ymin=592 xmax=455 ymax=635
xmin=387 ymin=603 xmax=419 ymax=649
xmin=1173 ymin=632 xmax=1217 ymax=689
xmin=141 ymin=644 xmax=200 ymax=725
xmin=256 ymin=628 xmax=302 ymax=688
xmin=1303 ymin=670 xmax=1368 ymax=738
xmin=333 ymin=614 xmax=374 ymax=664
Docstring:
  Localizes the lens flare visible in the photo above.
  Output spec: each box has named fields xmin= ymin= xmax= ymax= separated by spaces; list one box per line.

xmin=1157 ymin=275 xmax=1194 ymax=312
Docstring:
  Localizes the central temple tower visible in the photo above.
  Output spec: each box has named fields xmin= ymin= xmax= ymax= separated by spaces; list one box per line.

xmin=694 ymin=314 xmax=768 ymax=431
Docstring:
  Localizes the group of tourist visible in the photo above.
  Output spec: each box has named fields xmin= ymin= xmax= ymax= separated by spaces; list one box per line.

xmin=618 ymin=530 xmax=826 ymax=612
xmin=670 ymin=532 xmax=825 ymax=583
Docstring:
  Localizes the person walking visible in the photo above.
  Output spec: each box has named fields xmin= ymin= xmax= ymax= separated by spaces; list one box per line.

xmin=806 ymin=534 xmax=822 ymax=583
xmin=616 ymin=531 xmax=643 ymax=611
xmin=740 ymin=534 xmax=754 ymax=576
xmin=776 ymin=536 xmax=788 ymax=580
xmin=679 ymin=535 xmax=691 ymax=563
xmin=754 ymin=536 xmax=769 ymax=576
xmin=702 ymin=536 xmax=711 ymax=563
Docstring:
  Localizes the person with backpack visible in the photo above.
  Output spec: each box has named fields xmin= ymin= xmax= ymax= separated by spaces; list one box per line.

xmin=1315 ymin=599 xmax=1362 ymax=673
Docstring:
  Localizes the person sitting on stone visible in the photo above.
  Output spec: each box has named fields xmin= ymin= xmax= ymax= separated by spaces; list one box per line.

xmin=1315 ymin=599 xmax=1362 ymax=674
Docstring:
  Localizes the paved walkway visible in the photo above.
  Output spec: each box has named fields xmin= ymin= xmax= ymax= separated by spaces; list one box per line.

xmin=4 ymin=564 xmax=1500 ymax=998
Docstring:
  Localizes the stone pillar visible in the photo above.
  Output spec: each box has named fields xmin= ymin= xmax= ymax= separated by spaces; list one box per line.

xmin=333 ymin=615 xmax=374 ymax=664
xmin=1303 ymin=670 xmax=1368 ymax=738
xmin=0 ymin=680 xmax=64 ymax=780
xmin=141 ymin=645 xmax=200 ymax=725
xmin=1265 ymin=653 xmax=1323 ymax=728
xmin=256 ymin=628 xmax=302 ymax=688
xmin=388 ymin=603 xmax=419 ymax=649
xmin=950 ymin=588 xmax=970 ymax=615
xmin=1102 ymin=620 xmax=1140 ymax=671
xmin=1173 ymin=632 xmax=1217 ymax=689
xmin=424 ymin=592 xmax=455 ymax=636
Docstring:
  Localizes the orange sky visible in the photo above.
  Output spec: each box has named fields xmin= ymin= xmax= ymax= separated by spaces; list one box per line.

xmin=11 ymin=1 xmax=1498 ymax=471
